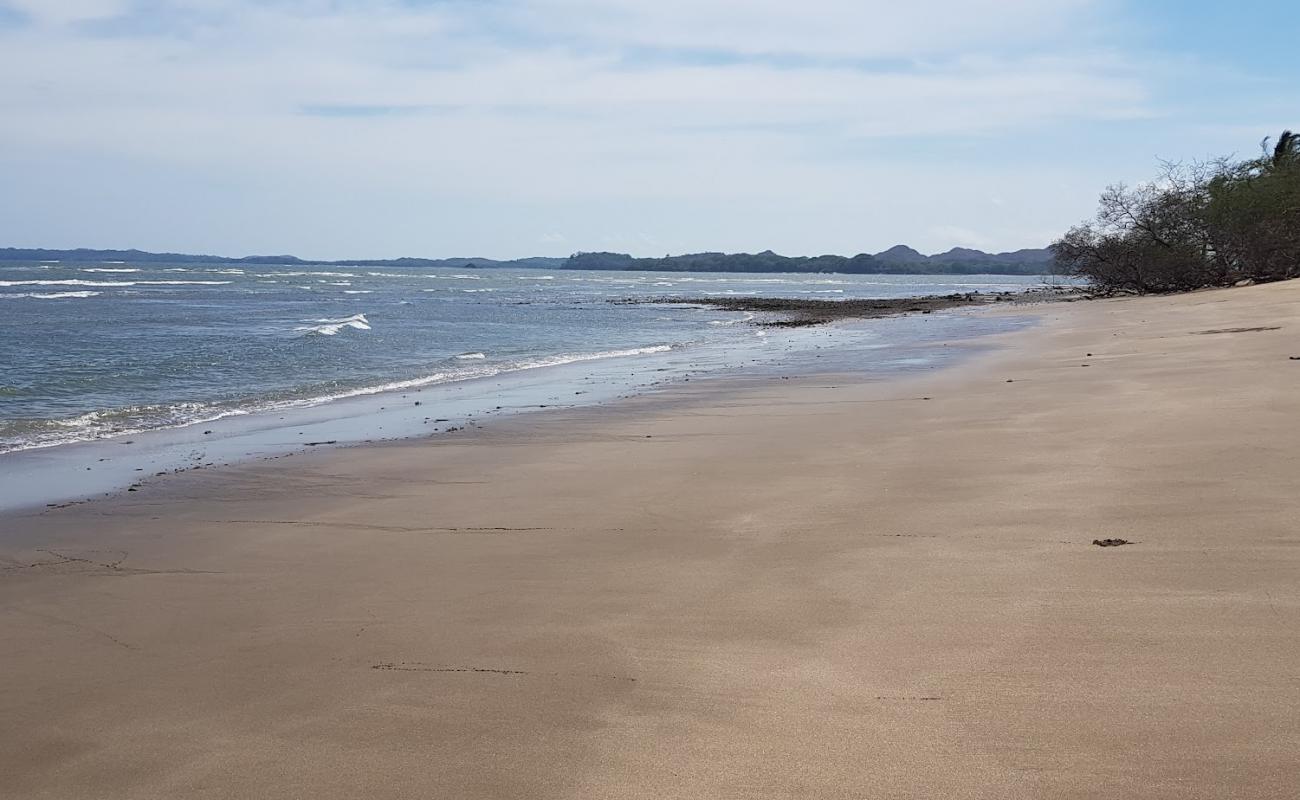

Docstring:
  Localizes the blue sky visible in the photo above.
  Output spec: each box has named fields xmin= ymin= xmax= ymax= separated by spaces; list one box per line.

xmin=0 ymin=0 xmax=1296 ymax=259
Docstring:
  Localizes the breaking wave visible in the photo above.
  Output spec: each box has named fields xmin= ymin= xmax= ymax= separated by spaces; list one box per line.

xmin=295 ymin=313 xmax=372 ymax=336
xmin=0 ymin=290 xmax=101 ymax=300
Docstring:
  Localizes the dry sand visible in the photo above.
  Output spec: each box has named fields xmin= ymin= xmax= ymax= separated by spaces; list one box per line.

xmin=2 ymin=281 xmax=1298 ymax=799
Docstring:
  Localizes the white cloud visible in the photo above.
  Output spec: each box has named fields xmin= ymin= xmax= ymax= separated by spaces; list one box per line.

xmin=513 ymin=0 xmax=1097 ymax=58
xmin=0 ymin=0 xmax=1249 ymax=257
xmin=3 ymin=0 xmax=131 ymax=25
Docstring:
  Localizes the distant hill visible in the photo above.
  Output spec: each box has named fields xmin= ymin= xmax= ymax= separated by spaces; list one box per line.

xmin=1 ymin=246 xmax=1057 ymax=275
xmin=565 ymin=247 xmax=1056 ymax=275
xmin=0 ymin=248 xmax=567 ymax=270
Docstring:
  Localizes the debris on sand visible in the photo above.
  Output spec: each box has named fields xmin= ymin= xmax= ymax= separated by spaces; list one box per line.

xmin=1092 ymin=538 xmax=1132 ymax=547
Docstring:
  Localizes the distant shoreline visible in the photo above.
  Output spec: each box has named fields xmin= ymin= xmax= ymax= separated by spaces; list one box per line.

xmin=0 ymin=245 xmax=1059 ymax=276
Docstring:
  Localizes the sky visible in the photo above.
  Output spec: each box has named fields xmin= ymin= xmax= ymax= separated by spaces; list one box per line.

xmin=0 ymin=1 xmax=1297 ymax=260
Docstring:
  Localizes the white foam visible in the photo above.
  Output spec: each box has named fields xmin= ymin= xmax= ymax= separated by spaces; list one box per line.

xmin=295 ymin=313 xmax=372 ymax=336
xmin=139 ymin=280 xmax=232 ymax=285
xmin=266 ymin=344 xmax=678 ymax=406
xmin=1 ymin=279 xmax=131 ymax=287
xmin=456 ymin=352 xmax=487 ymax=360
xmin=0 ymin=290 xmax=101 ymax=299
xmin=272 ymin=271 xmax=359 ymax=278
xmin=0 ymin=279 xmax=231 ymax=287
xmin=82 ymin=267 xmax=141 ymax=273
xmin=0 ymin=402 xmax=248 ymax=455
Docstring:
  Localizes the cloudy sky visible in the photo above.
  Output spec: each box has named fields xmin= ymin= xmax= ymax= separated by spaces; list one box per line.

xmin=1 ymin=1 xmax=1296 ymax=259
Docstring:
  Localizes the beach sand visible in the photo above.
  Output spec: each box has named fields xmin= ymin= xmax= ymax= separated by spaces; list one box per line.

xmin=2 ymin=281 xmax=1298 ymax=798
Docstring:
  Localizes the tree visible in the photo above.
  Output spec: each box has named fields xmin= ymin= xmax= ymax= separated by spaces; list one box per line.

xmin=1053 ymin=128 xmax=1300 ymax=292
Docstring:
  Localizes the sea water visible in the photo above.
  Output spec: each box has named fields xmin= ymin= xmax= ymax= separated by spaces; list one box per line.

xmin=0 ymin=261 xmax=1047 ymax=509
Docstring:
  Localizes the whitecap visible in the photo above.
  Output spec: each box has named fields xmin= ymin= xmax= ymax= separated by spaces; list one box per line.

xmin=275 ymin=271 xmax=359 ymax=278
xmin=295 ymin=313 xmax=371 ymax=336
xmin=708 ymin=313 xmax=756 ymax=326
xmin=456 ymin=352 xmax=487 ymax=360
xmin=0 ymin=290 xmax=101 ymax=299
xmin=0 ymin=279 xmax=231 ymax=287
xmin=0 ymin=279 xmax=131 ymax=287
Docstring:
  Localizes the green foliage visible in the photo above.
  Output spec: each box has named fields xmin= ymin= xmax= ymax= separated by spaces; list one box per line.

xmin=1052 ymin=129 xmax=1300 ymax=293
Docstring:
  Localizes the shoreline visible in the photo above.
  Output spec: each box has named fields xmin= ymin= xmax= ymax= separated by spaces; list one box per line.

xmin=627 ymin=284 xmax=1080 ymax=327
xmin=0 ymin=305 xmax=1035 ymax=514
xmin=2 ymin=280 xmax=1298 ymax=797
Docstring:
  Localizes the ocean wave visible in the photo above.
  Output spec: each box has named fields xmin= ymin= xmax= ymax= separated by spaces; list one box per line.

xmin=295 ymin=313 xmax=372 ymax=336
xmin=0 ymin=279 xmax=231 ymax=287
xmin=82 ymin=267 xmax=141 ymax=273
xmin=342 ymin=290 xmax=372 ymax=294
xmin=708 ymin=313 xmax=756 ymax=325
xmin=0 ymin=342 xmax=682 ymax=454
xmin=1 ymin=279 xmax=133 ymax=287
xmin=456 ymin=352 xmax=487 ymax=360
xmin=270 ymin=271 xmax=359 ymax=278
xmin=0 ymin=290 xmax=101 ymax=299
xmin=265 ymin=344 xmax=679 ymax=406
xmin=141 ymin=280 xmax=232 ymax=285
xmin=0 ymin=402 xmax=247 ymax=455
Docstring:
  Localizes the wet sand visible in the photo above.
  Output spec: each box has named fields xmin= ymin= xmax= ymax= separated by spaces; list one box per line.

xmin=2 ymin=281 xmax=1298 ymax=798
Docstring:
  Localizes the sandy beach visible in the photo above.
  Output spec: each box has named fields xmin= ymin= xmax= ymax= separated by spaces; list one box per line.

xmin=2 ymin=281 xmax=1298 ymax=798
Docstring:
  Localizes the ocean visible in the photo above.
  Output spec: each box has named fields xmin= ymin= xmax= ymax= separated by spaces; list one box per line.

xmin=0 ymin=260 xmax=1046 ymax=509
